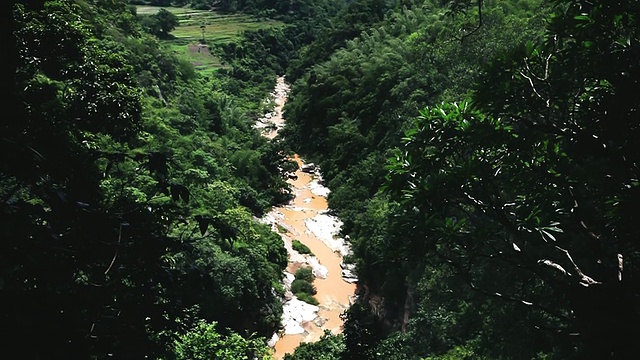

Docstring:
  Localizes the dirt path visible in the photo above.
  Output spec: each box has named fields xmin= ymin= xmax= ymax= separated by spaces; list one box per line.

xmin=256 ymin=77 xmax=357 ymax=359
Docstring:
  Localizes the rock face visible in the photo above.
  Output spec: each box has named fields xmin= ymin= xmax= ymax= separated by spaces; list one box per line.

xmin=300 ymin=163 xmax=316 ymax=173
xmin=305 ymin=213 xmax=351 ymax=257
xmin=340 ymin=261 xmax=358 ymax=283
xmin=281 ymin=298 xmax=320 ymax=335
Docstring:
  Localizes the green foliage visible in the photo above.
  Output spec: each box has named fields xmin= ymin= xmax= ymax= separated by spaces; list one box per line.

xmin=16 ymin=0 xmax=640 ymax=358
xmin=139 ymin=8 xmax=179 ymax=37
xmin=291 ymin=266 xmax=318 ymax=305
xmin=283 ymin=1 xmax=549 ymax=227
xmin=341 ymin=301 xmax=387 ymax=359
xmin=173 ymin=320 xmax=272 ymax=360
xmin=155 ymin=8 xmax=179 ymax=34
xmin=292 ymin=239 xmax=314 ymax=255
xmin=379 ymin=100 xmax=583 ymax=358
xmin=423 ymin=345 xmax=476 ymax=360
xmin=4 ymin=0 xmax=294 ymax=357
xmin=171 ymin=225 xmax=287 ymax=334
xmin=294 ymin=266 xmax=314 ymax=282
xmin=286 ymin=0 xmax=390 ymax=82
xmin=295 ymin=292 xmax=319 ymax=306
xmin=137 ymin=0 xmax=342 ymax=22
xmin=277 ymin=0 xmax=640 ymax=358
xmin=363 ymin=0 xmax=640 ymax=358
xmin=283 ymin=330 xmax=345 ymax=360
xmin=291 ymin=279 xmax=316 ymax=295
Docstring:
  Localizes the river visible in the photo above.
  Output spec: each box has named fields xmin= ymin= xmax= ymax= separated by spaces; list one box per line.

xmin=255 ymin=77 xmax=357 ymax=359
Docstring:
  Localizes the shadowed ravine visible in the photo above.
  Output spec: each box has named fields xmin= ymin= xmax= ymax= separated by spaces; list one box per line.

xmin=256 ymin=77 xmax=357 ymax=359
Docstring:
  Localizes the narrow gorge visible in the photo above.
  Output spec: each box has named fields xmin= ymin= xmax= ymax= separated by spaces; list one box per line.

xmin=256 ymin=77 xmax=357 ymax=358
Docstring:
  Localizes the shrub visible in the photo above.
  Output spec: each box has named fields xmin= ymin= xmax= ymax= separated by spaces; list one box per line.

xmin=296 ymin=292 xmax=319 ymax=306
xmin=291 ymin=279 xmax=316 ymax=295
xmin=292 ymin=239 xmax=313 ymax=255
xmin=295 ymin=267 xmax=314 ymax=282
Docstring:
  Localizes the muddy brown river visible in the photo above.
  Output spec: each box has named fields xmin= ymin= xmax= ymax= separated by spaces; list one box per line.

xmin=256 ymin=77 xmax=356 ymax=359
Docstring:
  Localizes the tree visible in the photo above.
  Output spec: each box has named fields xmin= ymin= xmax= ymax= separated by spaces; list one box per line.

xmin=155 ymin=8 xmax=179 ymax=36
xmin=283 ymin=331 xmax=345 ymax=360
xmin=385 ymin=102 xmax=570 ymax=357
xmin=140 ymin=8 xmax=178 ymax=38
xmin=173 ymin=320 xmax=271 ymax=360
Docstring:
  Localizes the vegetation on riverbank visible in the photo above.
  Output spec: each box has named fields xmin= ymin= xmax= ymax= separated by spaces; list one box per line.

xmin=292 ymin=239 xmax=313 ymax=256
xmin=4 ymin=0 xmax=297 ymax=357
xmin=292 ymin=267 xmax=318 ymax=306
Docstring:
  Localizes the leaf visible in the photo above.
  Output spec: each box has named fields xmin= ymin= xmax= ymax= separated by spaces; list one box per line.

xmin=539 ymin=229 xmax=557 ymax=242
xmin=194 ymin=215 xmax=209 ymax=236
xmin=574 ymin=14 xmax=591 ymax=22
xmin=524 ymin=41 xmax=535 ymax=56
xmin=169 ymin=184 xmax=190 ymax=203
xmin=180 ymin=186 xmax=190 ymax=203
xmin=148 ymin=152 xmax=168 ymax=175
xmin=170 ymin=184 xmax=180 ymax=202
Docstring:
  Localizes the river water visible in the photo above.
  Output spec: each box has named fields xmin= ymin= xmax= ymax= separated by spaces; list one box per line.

xmin=255 ymin=77 xmax=357 ymax=359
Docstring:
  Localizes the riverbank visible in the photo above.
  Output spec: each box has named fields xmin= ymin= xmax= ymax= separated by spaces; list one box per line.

xmin=256 ymin=77 xmax=357 ymax=359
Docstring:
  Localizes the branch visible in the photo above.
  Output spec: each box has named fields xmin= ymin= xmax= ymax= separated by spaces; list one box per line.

xmin=449 ymin=0 xmax=484 ymax=42
xmin=519 ymin=68 xmax=548 ymax=107
xmin=463 ymin=263 xmax=572 ymax=322
xmin=533 ymin=323 xmax=580 ymax=337
xmin=432 ymin=244 xmax=572 ymax=322
xmin=104 ymin=223 xmax=122 ymax=275
xmin=475 ymin=183 xmax=603 ymax=289
xmin=459 ymin=183 xmax=569 ymax=290
xmin=538 ymin=258 xmax=568 ymax=276
xmin=554 ymin=245 xmax=601 ymax=286
xmin=617 ymin=253 xmax=623 ymax=281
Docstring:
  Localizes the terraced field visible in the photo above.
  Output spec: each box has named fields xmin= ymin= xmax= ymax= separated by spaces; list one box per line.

xmin=136 ymin=6 xmax=283 ymax=73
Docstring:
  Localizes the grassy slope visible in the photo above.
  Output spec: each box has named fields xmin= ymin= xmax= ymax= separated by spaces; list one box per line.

xmin=136 ymin=5 xmax=283 ymax=75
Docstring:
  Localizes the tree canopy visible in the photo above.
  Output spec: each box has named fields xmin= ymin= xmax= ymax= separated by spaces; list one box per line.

xmin=282 ymin=0 xmax=640 ymax=358
xmin=4 ymin=0 xmax=297 ymax=357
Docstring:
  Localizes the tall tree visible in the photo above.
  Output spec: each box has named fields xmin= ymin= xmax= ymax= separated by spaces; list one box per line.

xmin=155 ymin=8 xmax=179 ymax=36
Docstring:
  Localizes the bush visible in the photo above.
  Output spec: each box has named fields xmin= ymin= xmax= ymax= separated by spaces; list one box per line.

xmin=292 ymin=239 xmax=313 ymax=255
xmin=295 ymin=267 xmax=314 ymax=282
xmin=296 ymin=292 xmax=319 ymax=306
xmin=292 ymin=267 xmax=318 ymax=305
xmin=291 ymin=279 xmax=316 ymax=295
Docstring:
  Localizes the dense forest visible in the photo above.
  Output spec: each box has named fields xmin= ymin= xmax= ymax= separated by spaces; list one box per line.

xmin=282 ymin=0 xmax=640 ymax=359
xmin=4 ymin=0 xmax=640 ymax=359
xmin=4 ymin=0 xmax=296 ymax=358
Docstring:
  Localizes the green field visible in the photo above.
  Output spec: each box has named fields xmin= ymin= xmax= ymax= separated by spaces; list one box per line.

xmin=136 ymin=6 xmax=283 ymax=74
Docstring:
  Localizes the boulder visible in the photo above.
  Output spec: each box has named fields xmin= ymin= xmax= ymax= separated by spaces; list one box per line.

xmin=301 ymin=163 xmax=316 ymax=173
